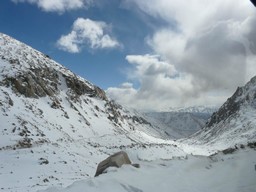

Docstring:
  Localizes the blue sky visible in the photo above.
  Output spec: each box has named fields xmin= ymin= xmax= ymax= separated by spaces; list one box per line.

xmin=0 ymin=0 xmax=159 ymax=88
xmin=1 ymin=0 xmax=256 ymax=110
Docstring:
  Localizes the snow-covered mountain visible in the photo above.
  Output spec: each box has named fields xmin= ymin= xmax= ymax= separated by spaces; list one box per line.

xmin=143 ymin=106 xmax=216 ymax=139
xmin=168 ymin=106 xmax=217 ymax=114
xmin=0 ymin=33 xmax=255 ymax=192
xmin=0 ymin=33 xmax=177 ymax=191
xmin=185 ymin=76 xmax=256 ymax=149
xmin=0 ymin=32 xmax=172 ymax=145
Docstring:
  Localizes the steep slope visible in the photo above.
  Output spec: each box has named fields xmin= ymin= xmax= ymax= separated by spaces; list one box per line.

xmin=143 ymin=107 xmax=215 ymax=139
xmin=0 ymin=33 xmax=166 ymax=148
xmin=185 ymin=76 xmax=256 ymax=149
xmin=0 ymin=33 xmax=180 ymax=191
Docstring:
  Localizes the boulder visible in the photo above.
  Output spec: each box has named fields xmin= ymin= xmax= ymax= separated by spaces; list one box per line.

xmin=95 ymin=151 xmax=133 ymax=177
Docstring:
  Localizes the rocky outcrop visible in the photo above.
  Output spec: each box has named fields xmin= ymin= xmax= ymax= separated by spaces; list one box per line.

xmin=188 ymin=76 xmax=256 ymax=146
xmin=4 ymin=72 xmax=58 ymax=98
xmin=206 ymin=88 xmax=241 ymax=127
xmin=95 ymin=151 xmax=133 ymax=177
xmin=64 ymin=75 xmax=106 ymax=100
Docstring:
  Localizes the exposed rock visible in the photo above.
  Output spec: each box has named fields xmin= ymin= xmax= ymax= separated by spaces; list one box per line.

xmin=93 ymin=86 xmax=107 ymax=100
xmin=17 ymin=138 xmax=32 ymax=149
xmin=95 ymin=151 xmax=133 ymax=177
xmin=206 ymin=88 xmax=241 ymax=127
xmin=132 ymin=116 xmax=151 ymax=126
xmin=9 ymin=58 xmax=20 ymax=64
xmin=222 ymin=147 xmax=236 ymax=154
xmin=4 ymin=69 xmax=58 ymax=98
xmin=106 ymin=101 xmax=123 ymax=124
xmin=248 ymin=142 xmax=256 ymax=148
xmin=51 ymin=100 xmax=61 ymax=109
xmin=39 ymin=157 xmax=49 ymax=165
xmin=64 ymin=75 xmax=107 ymax=100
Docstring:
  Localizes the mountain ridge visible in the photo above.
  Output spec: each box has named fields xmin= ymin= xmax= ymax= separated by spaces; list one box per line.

xmin=1 ymin=32 xmax=177 ymax=149
xmin=185 ymin=75 xmax=256 ymax=148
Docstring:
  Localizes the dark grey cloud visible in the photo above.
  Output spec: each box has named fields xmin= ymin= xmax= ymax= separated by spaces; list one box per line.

xmin=180 ymin=22 xmax=247 ymax=93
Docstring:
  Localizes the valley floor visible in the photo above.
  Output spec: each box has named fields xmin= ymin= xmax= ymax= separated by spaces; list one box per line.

xmin=41 ymin=148 xmax=256 ymax=192
xmin=1 ymin=142 xmax=255 ymax=192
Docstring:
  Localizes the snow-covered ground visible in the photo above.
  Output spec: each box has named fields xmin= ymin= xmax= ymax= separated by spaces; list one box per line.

xmin=40 ymin=148 xmax=256 ymax=192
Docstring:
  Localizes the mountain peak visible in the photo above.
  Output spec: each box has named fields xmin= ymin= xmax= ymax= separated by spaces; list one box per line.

xmin=0 ymin=33 xmax=107 ymax=100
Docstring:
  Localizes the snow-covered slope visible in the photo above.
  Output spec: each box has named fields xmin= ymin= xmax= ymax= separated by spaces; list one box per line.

xmin=143 ymin=106 xmax=216 ymax=139
xmin=0 ymin=33 xmax=177 ymax=191
xmin=185 ymin=76 xmax=256 ymax=149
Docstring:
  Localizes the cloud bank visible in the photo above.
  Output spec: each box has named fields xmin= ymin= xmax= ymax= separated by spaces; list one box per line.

xmin=57 ymin=18 xmax=120 ymax=53
xmin=107 ymin=0 xmax=256 ymax=111
xmin=12 ymin=0 xmax=92 ymax=13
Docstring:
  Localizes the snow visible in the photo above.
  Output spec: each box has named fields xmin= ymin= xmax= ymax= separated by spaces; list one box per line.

xmin=184 ymin=105 xmax=256 ymax=151
xmin=40 ymin=148 xmax=256 ymax=192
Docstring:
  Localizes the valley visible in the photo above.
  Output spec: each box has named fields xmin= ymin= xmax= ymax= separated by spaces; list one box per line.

xmin=0 ymin=33 xmax=255 ymax=192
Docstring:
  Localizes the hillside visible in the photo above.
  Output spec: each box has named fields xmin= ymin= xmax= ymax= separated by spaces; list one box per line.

xmin=184 ymin=76 xmax=256 ymax=151
xmin=0 ymin=33 xmax=179 ymax=191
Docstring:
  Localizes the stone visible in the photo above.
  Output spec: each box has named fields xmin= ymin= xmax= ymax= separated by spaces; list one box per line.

xmin=95 ymin=151 xmax=132 ymax=177
xmin=222 ymin=147 xmax=236 ymax=154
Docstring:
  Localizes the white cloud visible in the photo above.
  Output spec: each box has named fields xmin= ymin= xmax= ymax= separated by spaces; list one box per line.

xmin=12 ymin=0 xmax=92 ymax=13
xmin=126 ymin=54 xmax=177 ymax=79
xmin=108 ymin=0 xmax=256 ymax=110
xmin=107 ymin=82 xmax=137 ymax=107
xmin=57 ymin=18 xmax=120 ymax=53
xmin=107 ymin=54 xmax=225 ymax=110
xmin=57 ymin=31 xmax=80 ymax=53
xmin=144 ymin=1 xmax=256 ymax=92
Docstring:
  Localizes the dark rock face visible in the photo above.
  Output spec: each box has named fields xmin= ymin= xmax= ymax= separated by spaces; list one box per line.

xmin=63 ymin=75 xmax=107 ymax=100
xmin=206 ymin=88 xmax=241 ymax=127
xmin=95 ymin=151 xmax=132 ymax=177
xmin=3 ymin=68 xmax=59 ymax=98
xmin=222 ymin=147 xmax=236 ymax=154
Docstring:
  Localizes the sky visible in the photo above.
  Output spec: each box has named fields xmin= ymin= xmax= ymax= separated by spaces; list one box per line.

xmin=0 ymin=0 xmax=256 ymax=111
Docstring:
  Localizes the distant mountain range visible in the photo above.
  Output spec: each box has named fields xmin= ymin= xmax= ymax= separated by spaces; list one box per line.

xmin=143 ymin=106 xmax=216 ymax=139
xmin=168 ymin=106 xmax=217 ymax=114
